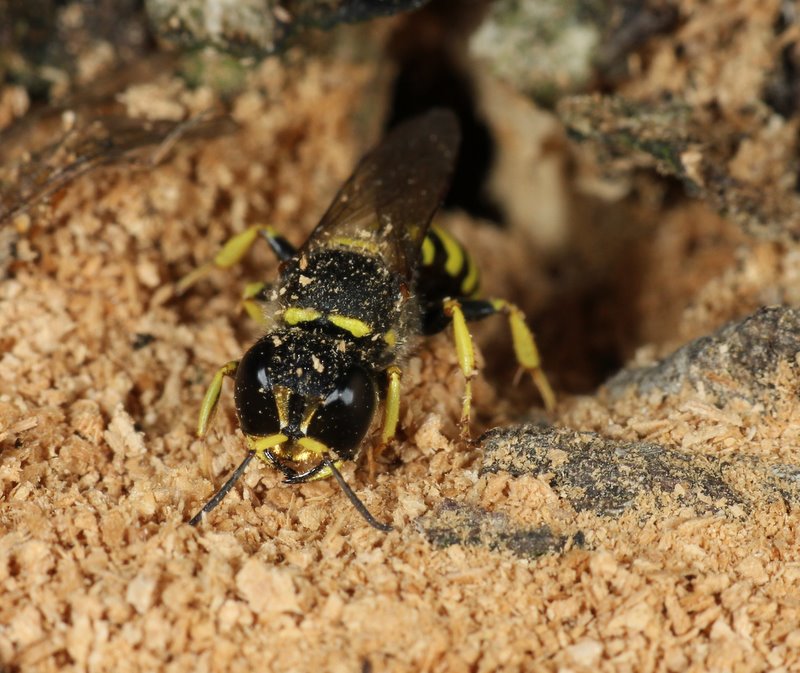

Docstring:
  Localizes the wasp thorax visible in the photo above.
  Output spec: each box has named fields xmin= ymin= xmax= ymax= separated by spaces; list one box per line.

xmin=234 ymin=329 xmax=377 ymax=459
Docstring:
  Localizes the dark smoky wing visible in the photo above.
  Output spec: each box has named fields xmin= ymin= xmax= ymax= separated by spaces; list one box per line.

xmin=304 ymin=109 xmax=460 ymax=278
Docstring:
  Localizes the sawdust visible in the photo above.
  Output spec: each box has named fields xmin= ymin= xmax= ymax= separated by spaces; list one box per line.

xmin=2 ymin=4 xmax=800 ymax=672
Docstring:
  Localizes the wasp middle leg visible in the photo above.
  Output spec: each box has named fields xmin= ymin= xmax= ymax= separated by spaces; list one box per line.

xmin=177 ymin=224 xmax=296 ymax=294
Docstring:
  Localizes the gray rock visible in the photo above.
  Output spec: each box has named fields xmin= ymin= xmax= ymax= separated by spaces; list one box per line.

xmin=481 ymin=424 xmax=747 ymax=517
xmin=418 ymin=500 xmax=582 ymax=560
xmin=605 ymin=306 xmax=800 ymax=406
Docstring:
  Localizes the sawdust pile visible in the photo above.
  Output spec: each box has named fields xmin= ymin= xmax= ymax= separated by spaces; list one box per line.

xmin=2 ymin=2 xmax=800 ymax=672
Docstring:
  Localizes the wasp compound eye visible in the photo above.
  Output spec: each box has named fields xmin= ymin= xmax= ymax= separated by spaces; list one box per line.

xmin=234 ymin=339 xmax=280 ymax=437
xmin=307 ymin=365 xmax=376 ymax=458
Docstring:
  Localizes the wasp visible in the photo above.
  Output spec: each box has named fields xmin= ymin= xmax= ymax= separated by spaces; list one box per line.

xmin=181 ymin=109 xmax=555 ymax=531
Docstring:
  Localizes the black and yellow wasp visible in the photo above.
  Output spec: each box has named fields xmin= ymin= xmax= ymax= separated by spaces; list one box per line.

xmin=181 ymin=109 xmax=554 ymax=531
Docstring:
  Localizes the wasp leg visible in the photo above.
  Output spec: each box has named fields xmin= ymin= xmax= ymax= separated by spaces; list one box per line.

xmin=368 ymin=365 xmax=402 ymax=481
xmin=441 ymin=299 xmax=479 ymax=438
xmin=431 ymin=298 xmax=555 ymax=416
xmin=241 ymin=280 xmax=271 ymax=327
xmin=486 ymin=298 xmax=555 ymax=412
xmin=177 ymin=225 xmax=296 ymax=294
xmin=197 ymin=360 xmax=239 ymax=437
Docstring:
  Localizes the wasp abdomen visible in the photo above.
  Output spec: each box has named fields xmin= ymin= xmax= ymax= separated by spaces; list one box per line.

xmin=418 ymin=225 xmax=480 ymax=306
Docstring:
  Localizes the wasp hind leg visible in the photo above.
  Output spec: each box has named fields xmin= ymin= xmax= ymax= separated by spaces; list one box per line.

xmin=177 ymin=224 xmax=296 ymax=294
xmin=488 ymin=298 xmax=555 ymax=412
xmin=440 ymin=299 xmax=480 ymax=439
xmin=431 ymin=297 xmax=555 ymax=437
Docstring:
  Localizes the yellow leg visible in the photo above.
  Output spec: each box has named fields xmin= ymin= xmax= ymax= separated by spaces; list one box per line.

xmin=368 ymin=365 xmax=402 ymax=480
xmin=197 ymin=360 xmax=238 ymax=437
xmin=241 ymin=281 xmax=269 ymax=327
xmin=382 ymin=366 xmax=402 ymax=445
xmin=490 ymin=299 xmax=556 ymax=412
xmin=177 ymin=225 xmax=282 ymax=294
xmin=443 ymin=299 xmax=477 ymax=438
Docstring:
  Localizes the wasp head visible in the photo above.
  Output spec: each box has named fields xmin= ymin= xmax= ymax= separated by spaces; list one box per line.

xmin=233 ymin=328 xmax=377 ymax=463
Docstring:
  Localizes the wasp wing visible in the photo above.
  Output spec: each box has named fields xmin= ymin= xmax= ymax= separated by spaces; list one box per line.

xmin=303 ymin=109 xmax=460 ymax=280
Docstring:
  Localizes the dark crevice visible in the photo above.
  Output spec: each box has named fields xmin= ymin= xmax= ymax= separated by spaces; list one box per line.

xmin=385 ymin=0 xmax=503 ymax=223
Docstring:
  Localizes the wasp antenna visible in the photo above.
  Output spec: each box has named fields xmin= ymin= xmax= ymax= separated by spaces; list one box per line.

xmin=323 ymin=456 xmax=393 ymax=532
xmin=189 ymin=450 xmax=256 ymax=526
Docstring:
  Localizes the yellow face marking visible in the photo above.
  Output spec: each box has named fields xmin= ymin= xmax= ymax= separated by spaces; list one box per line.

xmin=287 ymin=446 xmax=314 ymax=463
xmin=272 ymin=386 xmax=291 ymax=428
xmin=436 ymin=227 xmax=465 ymax=276
xmin=383 ymin=329 xmax=397 ymax=347
xmin=284 ymin=307 xmax=322 ymax=325
xmin=297 ymin=436 xmax=330 ymax=456
xmin=329 ymin=314 xmax=372 ymax=338
xmin=421 ymin=236 xmax=435 ymax=266
xmin=300 ymin=401 xmax=320 ymax=434
xmin=248 ymin=433 xmax=289 ymax=454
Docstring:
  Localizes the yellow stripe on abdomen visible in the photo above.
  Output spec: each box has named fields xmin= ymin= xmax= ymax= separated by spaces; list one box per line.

xmin=434 ymin=226 xmax=465 ymax=276
xmin=461 ymin=254 xmax=480 ymax=297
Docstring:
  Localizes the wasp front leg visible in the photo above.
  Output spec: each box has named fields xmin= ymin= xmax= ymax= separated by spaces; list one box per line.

xmin=177 ymin=225 xmax=296 ymax=294
xmin=366 ymin=365 xmax=402 ymax=480
xmin=197 ymin=360 xmax=239 ymax=437
xmin=240 ymin=280 xmax=273 ymax=327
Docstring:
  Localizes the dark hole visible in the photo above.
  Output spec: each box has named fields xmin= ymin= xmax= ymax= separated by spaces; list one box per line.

xmin=763 ymin=41 xmax=800 ymax=118
xmin=384 ymin=1 xmax=503 ymax=223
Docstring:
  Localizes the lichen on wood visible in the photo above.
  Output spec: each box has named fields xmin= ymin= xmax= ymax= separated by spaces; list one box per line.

xmin=146 ymin=0 xmax=430 ymax=56
xmin=559 ymin=95 xmax=800 ymax=240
